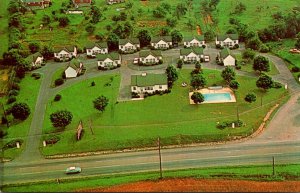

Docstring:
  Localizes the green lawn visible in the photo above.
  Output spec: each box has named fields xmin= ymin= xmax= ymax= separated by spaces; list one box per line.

xmin=3 ymin=163 xmax=300 ymax=192
xmin=0 ymin=0 xmax=9 ymax=58
xmin=51 ymin=67 xmax=65 ymax=87
xmin=214 ymin=0 xmax=298 ymax=34
xmin=41 ymin=69 xmax=287 ymax=156
xmin=236 ymin=53 xmax=280 ymax=76
xmin=1 ymin=73 xmax=42 ymax=160
xmin=267 ymin=39 xmax=300 ymax=80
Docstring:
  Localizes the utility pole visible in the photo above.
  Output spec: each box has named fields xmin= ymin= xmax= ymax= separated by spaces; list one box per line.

xmin=157 ymin=137 xmax=162 ymax=179
xmin=272 ymin=156 xmax=275 ymax=176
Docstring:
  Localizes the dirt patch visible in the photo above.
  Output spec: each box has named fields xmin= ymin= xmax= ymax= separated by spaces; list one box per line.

xmin=79 ymin=178 xmax=300 ymax=192
xmin=196 ymin=25 xmax=202 ymax=35
xmin=137 ymin=20 xmax=167 ymax=28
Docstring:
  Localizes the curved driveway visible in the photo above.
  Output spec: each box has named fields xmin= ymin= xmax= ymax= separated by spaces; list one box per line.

xmin=2 ymin=50 xmax=299 ymax=185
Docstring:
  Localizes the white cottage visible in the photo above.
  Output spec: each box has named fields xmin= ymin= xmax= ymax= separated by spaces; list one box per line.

xmin=218 ymin=48 xmax=236 ymax=66
xmin=119 ymin=38 xmax=140 ymax=53
xmin=180 ymin=47 xmax=204 ymax=63
xmin=25 ymin=52 xmax=44 ymax=67
xmin=138 ymin=50 xmax=162 ymax=65
xmin=151 ymin=36 xmax=172 ymax=49
xmin=54 ymin=46 xmax=77 ymax=61
xmin=65 ymin=59 xmax=84 ymax=78
xmin=183 ymin=36 xmax=205 ymax=48
xmin=86 ymin=42 xmax=108 ymax=57
xmin=131 ymin=73 xmax=168 ymax=94
xmin=216 ymin=34 xmax=239 ymax=48
xmin=97 ymin=53 xmax=121 ymax=69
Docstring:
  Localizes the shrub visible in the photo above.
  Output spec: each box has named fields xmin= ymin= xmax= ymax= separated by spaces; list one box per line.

xmin=131 ymin=92 xmax=140 ymax=98
xmin=272 ymin=82 xmax=282 ymax=89
xmin=216 ymin=44 xmax=221 ymax=49
xmin=291 ymin=66 xmax=300 ymax=72
xmin=244 ymin=93 xmax=256 ymax=103
xmin=0 ymin=129 xmax=7 ymax=138
xmin=1 ymin=116 xmax=8 ymax=125
xmin=217 ymin=121 xmax=230 ymax=129
xmin=91 ymin=81 xmax=96 ymax=86
xmin=233 ymin=120 xmax=243 ymax=127
xmin=3 ymin=139 xmax=23 ymax=150
xmin=236 ymin=65 xmax=241 ymax=70
xmin=233 ymin=44 xmax=239 ymax=49
xmin=7 ymin=96 xmax=16 ymax=104
xmin=202 ymin=45 xmax=206 ymax=48
xmin=259 ymin=44 xmax=270 ymax=53
xmin=54 ymin=94 xmax=61 ymax=101
xmin=158 ymin=59 xmax=163 ymax=64
xmin=43 ymin=135 xmax=60 ymax=145
xmin=8 ymin=89 xmax=19 ymax=97
xmin=55 ymin=78 xmax=64 ymax=86
xmin=11 ymin=83 xmax=20 ymax=90
xmin=177 ymin=59 xmax=183 ymax=69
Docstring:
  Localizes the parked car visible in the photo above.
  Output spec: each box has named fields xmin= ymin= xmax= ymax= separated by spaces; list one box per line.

xmin=133 ymin=58 xmax=139 ymax=64
xmin=65 ymin=166 xmax=81 ymax=174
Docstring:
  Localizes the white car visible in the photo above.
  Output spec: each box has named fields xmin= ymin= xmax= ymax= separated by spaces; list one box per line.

xmin=133 ymin=58 xmax=139 ymax=64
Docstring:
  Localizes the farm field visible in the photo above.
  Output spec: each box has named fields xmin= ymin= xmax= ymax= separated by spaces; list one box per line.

xmin=41 ymin=69 xmax=287 ymax=156
xmin=3 ymin=163 xmax=300 ymax=192
xmin=0 ymin=0 xmax=9 ymax=58
xmin=1 ymin=74 xmax=42 ymax=160
xmin=214 ymin=0 xmax=299 ymax=33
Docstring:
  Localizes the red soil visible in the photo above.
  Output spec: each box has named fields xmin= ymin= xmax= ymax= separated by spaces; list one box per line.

xmin=79 ymin=178 xmax=300 ymax=192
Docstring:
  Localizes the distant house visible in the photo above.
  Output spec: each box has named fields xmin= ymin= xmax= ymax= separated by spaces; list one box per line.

xmin=119 ymin=38 xmax=140 ymax=53
xmin=139 ymin=50 xmax=162 ymax=65
xmin=131 ymin=73 xmax=168 ymax=94
xmin=107 ymin=0 xmax=125 ymax=5
xmin=54 ymin=46 xmax=77 ymax=61
xmin=216 ymin=34 xmax=239 ymax=48
xmin=180 ymin=47 xmax=204 ymax=63
xmin=72 ymin=0 xmax=92 ymax=7
xmin=151 ymin=36 xmax=172 ymax=49
xmin=218 ymin=48 xmax=236 ymax=66
xmin=22 ymin=0 xmax=51 ymax=9
xmin=183 ymin=36 xmax=205 ymax=48
xmin=86 ymin=42 xmax=108 ymax=57
xmin=65 ymin=59 xmax=84 ymax=78
xmin=97 ymin=53 xmax=121 ymax=69
xmin=25 ymin=52 xmax=44 ymax=67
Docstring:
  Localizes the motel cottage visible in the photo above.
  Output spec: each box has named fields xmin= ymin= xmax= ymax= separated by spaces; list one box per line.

xmin=138 ymin=50 xmax=162 ymax=65
xmin=151 ymin=36 xmax=173 ymax=49
xmin=180 ymin=47 xmax=204 ymax=63
xmin=97 ymin=53 xmax=121 ymax=69
xmin=119 ymin=38 xmax=140 ymax=53
xmin=64 ymin=59 xmax=84 ymax=78
xmin=131 ymin=73 xmax=168 ymax=94
xmin=183 ymin=36 xmax=206 ymax=48
xmin=54 ymin=46 xmax=77 ymax=61
xmin=215 ymin=34 xmax=239 ymax=48
xmin=218 ymin=48 xmax=236 ymax=66
xmin=86 ymin=42 xmax=108 ymax=57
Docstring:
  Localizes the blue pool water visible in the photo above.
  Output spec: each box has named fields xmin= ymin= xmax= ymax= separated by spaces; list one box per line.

xmin=203 ymin=93 xmax=232 ymax=102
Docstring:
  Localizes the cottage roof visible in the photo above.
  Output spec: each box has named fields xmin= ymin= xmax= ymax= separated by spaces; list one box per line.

xmin=217 ymin=34 xmax=239 ymax=41
xmin=97 ymin=52 xmax=119 ymax=61
xmin=25 ymin=52 xmax=43 ymax=62
xmin=220 ymin=48 xmax=233 ymax=59
xmin=119 ymin=38 xmax=140 ymax=45
xmin=139 ymin=50 xmax=162 ymax=57
xmin=131 ymin=73 xmax=168 ymax=87
xmin=69 ymin=58 xmax=82 ymax=69
xmin=180 ymin=47 xmax=203 ymax=56
xmin=85 ymin=42 xmax=107 ymax=49
xmin=184 ymin=36 xmax=204 ymax=42
xmin=151 ymin=36 xmax=172 ymax=43
xmin=53 ymin=46 xmax=75 ymax=53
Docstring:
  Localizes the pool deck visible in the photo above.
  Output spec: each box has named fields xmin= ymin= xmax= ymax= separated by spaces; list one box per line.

xmin=189 ymin=87 xmax=236 ymax=104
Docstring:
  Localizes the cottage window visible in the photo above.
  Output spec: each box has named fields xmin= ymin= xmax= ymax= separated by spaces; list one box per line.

xmin=133 ymin=87 xmax=136 ymax=90
xmin=159 ymin=85 xmax=162 ymax=89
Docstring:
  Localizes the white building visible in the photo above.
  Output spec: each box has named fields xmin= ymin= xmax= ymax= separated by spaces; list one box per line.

xmin=138 ymin=50 xmax=162 ymax=65
xmin=65 ymin=59 xmax=84 ymax=78
xmin=183 ymin=36 xmax=205 ymax=48
xmin=151 ymin=36 xmax=172 ymax=49
xmin=119 ymin=38 xmax=140 ymax=53
xmin=216 ymin=34 xmax=239 ymax=48
xmin=97 ymin=53 xmax=121 ymax=69
xmin=218 ymin=48 xmax=236 ymax=66
xmin=180 ymin=47 xmax=204 ymax=63
xmin=54 ymin=46 xmax=77 ymax=61
xmin=86 ymin=42 xmax=108 ymax=57
xmin=25 ymin=52 xmax=44 ymax=67
xmin=131 ymin=73 xmax=168 ymax=94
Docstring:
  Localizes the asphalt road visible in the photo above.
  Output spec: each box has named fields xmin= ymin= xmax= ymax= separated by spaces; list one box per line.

xmin=2 ymin=46 xmax=300 ymax=186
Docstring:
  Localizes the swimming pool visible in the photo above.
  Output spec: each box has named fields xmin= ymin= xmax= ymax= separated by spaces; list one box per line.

xmin=203 ymin=93 xmax=232 ymax=102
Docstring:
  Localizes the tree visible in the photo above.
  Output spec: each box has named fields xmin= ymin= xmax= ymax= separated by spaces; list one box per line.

xmin=229 ymin=80 xmax=240 ymax=90
xmin=171 ymin=30 xmax=183 ymax=45
xmin=166 ymin=17 xmax=177 ymax=27
xmin=191 ymin=74 xmax=207 ymax=89
xmin=107 ymin=33 xmax=119 ymax=51
xmin=153 ymin=6 xmax=166 ymax=18
xmin=50 ymin=110 xmax=73 ymax=128
xmin=41 ymin=45 xmax=54 ymax=60
xmin=137 ymin=30 xmax=151 ymax=47
xmin=295 ymin=39 xmax=300 ymax=49
xmin=165 ymin=64 xmax=178 ymax=82
xmin=93 ymin=96 xmax=109 ymax=112
xmin=253 ymin=56 xmax=270 ymax=73
xmin=191 ymin=92 xmax=204 ymax=104
xmin=221 ymin=67 xmax=236 ymax=84
xmin=204 ymin=29 xmax=216 ymax=41
xmin=11 ymin=103 xmax=31 ymax=121
xmin=28 ymin=42 xmax=40 ymax=53
xmin=160 ymin=27 xmax=170 ymax=36
xmin=119 ymin=12 xmax=127 ymax=21
xmin=234 ymin=2 xmax=246 ymax=14
xmin=256 ymin=74 xmax=274 ymax=91
xmin=85 ymin=24 xmax=95 ymax=34
xmin=246 ymin=37 xmax=262 ymax=50
xmin=244 ymin=93 xmax=256 ymax=103
xmin=42 ymin=14 xmax=51 ymax=25
xmin=58 ymin=16 xmax=70 ymax=27
xmin=90 ymin=5 xmax=101 ymax=23
xmin=174 ymin=3 xmax=187 ymax=19
xmin=242 ymin=48 xmax=256 ymax=60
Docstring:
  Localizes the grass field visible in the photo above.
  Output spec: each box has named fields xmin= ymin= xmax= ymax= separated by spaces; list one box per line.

xmin=41 ymin=69 xmax=287 ymax=156
xmin=214 ymin=0 xmax=299 ymax=34
xmin=0 ymin=0 xmax=9 ymax=58
xmin=3 ymin=163 xmax=300 ymax=192
xmin=0 ymin=74 xmax=42 ymax=160
xmin=51 ymin=67 xmax=65 ymax=87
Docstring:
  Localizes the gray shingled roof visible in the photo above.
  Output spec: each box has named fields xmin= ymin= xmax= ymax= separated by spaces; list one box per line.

xmin=151 ymin=36 xmax=172 ymax=43
xmin=139 ymin=50 xmax=162 ymax=57
xmin=85 ymin=42 xmax=107 ymax=49
xmin=131 ymin=73 xmax=168 ymax=87
xmin=180 ymin=47 xmax=203 ymax=56
xmin=184 ymin=36 xmax=204 ymax=42
xmin=97 ymin=52 xmax=120 ymax=61
xmin=220 ymin=48 xmax=234 ymax=59
xmin=119 ymin=38 xmax=140 ymax=45
xmin=217 ymin=34 xmax=238 ymax=41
